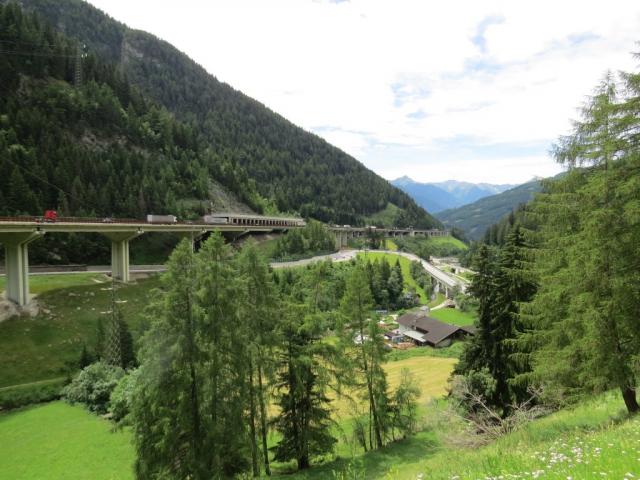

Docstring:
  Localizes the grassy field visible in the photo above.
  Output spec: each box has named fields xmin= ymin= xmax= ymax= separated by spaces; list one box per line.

xmin=0 ymin=275 xmax=161 ymax=388
xmin=384 ymin=239 xmax=398 ymax=251
xmin=430 ymin=307 xmax=476 ymax=326
xmin=363 ymin=203 xmax=403 ymax=227
xmin=384 ymin=357 xmax=454 ymax=403
xmin=0 ymin=272 xmax=108 ymax=295
xmin=304 ymin=354 xmax=456 ymax=419
xmin=277 ymin=390 xmax=639 ymax=479
xmin=2 ymin=353 xmax=638 ymax=480
xmin=428 ymin=235 xmax=468 ymax=252
xmin=386 ymin=341 xmax=465 ymax=361
xmin=0 ymin=401 xmax=135 ymax=479
xmin=4 ymin=389 xmax=636 ymax=479
xmin=0 ymin=354 xmax=456 ymax=480
xmin=358 ymin=251 xmax=429 ymax=303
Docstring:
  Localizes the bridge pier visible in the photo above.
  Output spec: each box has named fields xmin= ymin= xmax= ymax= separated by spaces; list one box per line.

xmin=103 ymin=232 xmax=142 ymax=283
xmin=0 ymin=232 xmax=44 ymax=306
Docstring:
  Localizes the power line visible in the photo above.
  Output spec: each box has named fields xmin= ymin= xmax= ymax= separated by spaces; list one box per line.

xmin=2 ymin=155 xmax=80 ymax=203
xmin=0 ymin=39 xmax=65 ymax=48
xmin=0 ymin=48 xmax=78 ymax=59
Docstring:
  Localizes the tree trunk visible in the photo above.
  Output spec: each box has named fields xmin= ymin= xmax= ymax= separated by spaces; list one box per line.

xmin=298 ymin=454 xmax=310 ymax=470
xmin=257 ymin=363 xmax=271 ymax=476
xmin=248 ymin=356 xmax=259 ymax=477
xmin=622 ymin=386 xmax=639 ymax=414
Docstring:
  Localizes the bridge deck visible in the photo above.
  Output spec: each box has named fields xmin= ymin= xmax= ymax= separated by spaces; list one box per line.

xmin=0 ymin=217 xmax=296 ymax=234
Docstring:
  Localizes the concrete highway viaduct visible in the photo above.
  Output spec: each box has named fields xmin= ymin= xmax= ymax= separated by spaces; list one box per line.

xmin=0 ymin=216 xmax=450 ymax=306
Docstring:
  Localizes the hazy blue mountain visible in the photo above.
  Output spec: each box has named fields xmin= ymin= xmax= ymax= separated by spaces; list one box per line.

xmin=435 ymin=179 xmax=543 ymax=239
xmin=430 ymin=180 xmax=516 ymax=205
xmin=391 ymin=176 xmax=516 ymax=213
xmin=390 ymin=176 xmax=458 ymax=213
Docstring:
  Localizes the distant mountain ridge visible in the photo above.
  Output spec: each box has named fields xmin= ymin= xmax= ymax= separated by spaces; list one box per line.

xmin=435 ymin=179 xmax=544 ymax=239
xmin=391 ymin=176 xmax=516 ymax=213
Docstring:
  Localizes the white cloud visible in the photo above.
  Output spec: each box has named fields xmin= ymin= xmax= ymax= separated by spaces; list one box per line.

xmin=87 ymin=0 xmax=640 ymax=183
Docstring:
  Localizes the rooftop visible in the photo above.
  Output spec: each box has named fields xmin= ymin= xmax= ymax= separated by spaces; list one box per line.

xmin=397 ymin=312 xmax=474 ymax=345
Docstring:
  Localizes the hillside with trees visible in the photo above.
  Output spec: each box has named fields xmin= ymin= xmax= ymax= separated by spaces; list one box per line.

xmin=0 ymin=3 xmax=268 ymax=262
xmin=4 ymin=0 xmax=440 ymax=229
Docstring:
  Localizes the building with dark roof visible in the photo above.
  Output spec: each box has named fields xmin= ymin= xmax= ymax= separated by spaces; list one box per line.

xmin=396 ymin=312 xmax=475 ymax=348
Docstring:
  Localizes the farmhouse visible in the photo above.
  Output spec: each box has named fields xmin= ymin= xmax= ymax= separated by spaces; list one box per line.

xmin=396 ymin=312 xmax=475 ymax=348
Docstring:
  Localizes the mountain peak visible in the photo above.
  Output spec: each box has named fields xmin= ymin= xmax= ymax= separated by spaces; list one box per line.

xmin=392 ymin=175 xmax=415 ymax=185
xmin=391 ymin=176 xmax=523 ymax=213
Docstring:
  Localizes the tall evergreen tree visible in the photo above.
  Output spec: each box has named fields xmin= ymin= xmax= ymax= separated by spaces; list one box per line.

xmin=196 ymin=233 xmax=251 ymax=476
xmin=456 ymin=229 xmax=536 ymax=413
xmin=455 ymin=244 xmax=496 ymax=377
xmin=237 ymin=242 xmax=279 ymax=477
xmin=339 ymin=263 xmax=390 ymax=449
xmin=490 ymin=226 xmax=537 ymax=408
xmin=523 ymin=70 xmax=640 ymax=413
xmin=272 ymin=304 xmax=336 ymax=470
xmin=131 ymin=239 xmax=206 ymax=479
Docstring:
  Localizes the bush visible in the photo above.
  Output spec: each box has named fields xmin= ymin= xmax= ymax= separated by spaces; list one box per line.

xmin=62 ymin=362 xmax=124 ymax=414
xmin=0 ymin=379 xmax=66 ymax=411
xmin=109 ymin=368 xmax=140 ymax=424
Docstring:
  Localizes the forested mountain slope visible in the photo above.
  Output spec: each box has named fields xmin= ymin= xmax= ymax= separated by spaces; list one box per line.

xmin=7 ymin=0 xmax=439 ymax=228
xmin=0 ymin=4 xmax=264 ymax=261
xmin=435 ymin=179 xmax=542 ymax=239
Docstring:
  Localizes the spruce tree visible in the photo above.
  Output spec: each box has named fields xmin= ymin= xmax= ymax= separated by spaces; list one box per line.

xmin=455 ymin=244 xmax=496 ymax=377
xmin=272 ymin=304 xmax=336 ymax=470
xmin=490 ymin=226 xmax=537 ymax=409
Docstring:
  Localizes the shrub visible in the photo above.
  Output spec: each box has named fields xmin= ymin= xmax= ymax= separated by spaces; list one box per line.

xmin=0 ymin=379 xmax=65 ymax=411
xmin=62 ymin=362 xmax=124 ymax=414
xmin=109 ymin=368 xmax=140 ymax=424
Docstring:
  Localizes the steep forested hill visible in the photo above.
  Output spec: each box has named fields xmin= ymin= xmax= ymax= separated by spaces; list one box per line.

xmin=0 ymin=3 xmax=270 ymax=261
xmin=5 ymin=0 xmax=439 ymax=228
xmin=435 ymin=179 xmax=542 ymax=239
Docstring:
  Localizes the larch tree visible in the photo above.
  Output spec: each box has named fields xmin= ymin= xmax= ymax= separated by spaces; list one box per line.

xmin=237 ymin=242 xmax=280 ymax=477
xmin=131 ymin=239 xmax=206 ymax=479
xmin=339 ymin=262 xmax=390 ymax=449
xmin=131 ymin=235 xmax=253 ymax=479
xmin=196 ymin=234 xmax=252 ymax=476
xmin=524 ymin=69 xmax=640 ymax=414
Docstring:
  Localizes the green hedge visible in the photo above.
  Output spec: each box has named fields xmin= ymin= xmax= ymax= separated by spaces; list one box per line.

xmin=0 ymin=379 xmax=66 ymax=411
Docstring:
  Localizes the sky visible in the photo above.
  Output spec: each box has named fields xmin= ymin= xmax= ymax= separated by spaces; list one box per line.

xmin=88 ymin=0 xmax=640 ymax=185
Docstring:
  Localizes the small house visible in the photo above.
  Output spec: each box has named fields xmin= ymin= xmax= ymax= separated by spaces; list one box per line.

xmin=396 ymin=312 xmax=475 ymax=348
